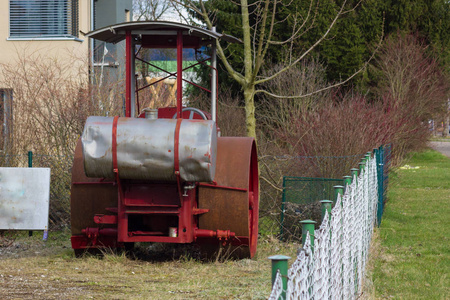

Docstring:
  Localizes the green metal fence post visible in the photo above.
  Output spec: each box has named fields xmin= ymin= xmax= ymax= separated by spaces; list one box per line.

xmin=374 ymin=148 xmax=379 ymax=165
xmin=28 ymin=151 xmax=33 ymax=237
xmin=350 ymin=168 xmax=359 ymax=182
xmin=376 ymin=146 xmax=385 ymax=226
xmin=28 ymin=151 xmax=33 ymax=168
xmin=268 ymin=255 xmax=291 ymax=299
xmin=343 ymin=175 xmax=352 ymax=184
xmin=279 ymin=177 xmax=287 ymax=240
xmin=374 ymin=148 xmax=380 ymax=222
xmin=333 ymin=185 xmax=344 ymax=203
xmin=300 ymin=220 xmax=316 ymax=251
xmin=320 ymin=200 xmax=333 ymax=221
xmin=343 ymin=175 xmax=352 ymax=188
xmin=359 ymin=162 xmax=366 ymax=172
xmin=300 ymin=220 xmax=317 ymax=298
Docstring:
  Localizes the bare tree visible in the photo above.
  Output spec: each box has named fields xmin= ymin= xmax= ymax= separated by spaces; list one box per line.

xmin=171 ymin=0 xmax=379 ymax=139
xmin=134 ymin=0 xmax=172 ymax=21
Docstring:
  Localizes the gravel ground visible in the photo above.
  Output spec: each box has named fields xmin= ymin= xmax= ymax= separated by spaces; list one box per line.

xmin=429 ymin=141 xmax=450 ymax=158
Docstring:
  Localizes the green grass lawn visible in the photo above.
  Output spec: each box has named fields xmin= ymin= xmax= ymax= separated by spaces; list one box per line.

xmin=372 ymin=149 xmax=450 ymax=299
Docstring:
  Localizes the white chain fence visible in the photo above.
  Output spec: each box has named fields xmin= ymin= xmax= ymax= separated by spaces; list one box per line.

xmin=269 ymin=155 xmax=378 ymax=300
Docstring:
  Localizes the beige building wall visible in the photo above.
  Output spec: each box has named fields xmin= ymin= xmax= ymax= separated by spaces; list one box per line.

xmin=0 ymin=0 xmax=92 ymax=83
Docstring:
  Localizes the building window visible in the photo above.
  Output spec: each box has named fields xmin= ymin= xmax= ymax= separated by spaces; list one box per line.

xmin=9 ymin=0 xmax=79 ymax=39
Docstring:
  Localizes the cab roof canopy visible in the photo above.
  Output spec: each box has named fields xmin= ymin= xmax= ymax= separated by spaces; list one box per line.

xmin=86 ymin=21 xmax=242 ymax=49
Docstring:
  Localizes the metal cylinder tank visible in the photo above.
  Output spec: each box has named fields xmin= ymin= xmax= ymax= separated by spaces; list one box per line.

xmin=81 ymin=116 xmax=217 ymax=182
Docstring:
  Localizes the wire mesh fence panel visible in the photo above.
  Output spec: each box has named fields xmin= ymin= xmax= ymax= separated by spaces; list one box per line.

xmin=258 ymin=154 xmax=364 ymax=241
xmin=270 ymin=154 xmax=379 ymax=299
xmin=283 ymin=177 xmax=343 ymax=205
xmin=280 ymin=177 xmax=343 ymax=241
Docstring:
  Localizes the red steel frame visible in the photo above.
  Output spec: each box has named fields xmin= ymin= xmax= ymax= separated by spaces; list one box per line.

xmin=176 ymin=30 xmax=183 ymax=118
xmin=125 ymin=31 xmax=132 ymax=118
xmin=133 ymin=41 xmax=218 ymax=118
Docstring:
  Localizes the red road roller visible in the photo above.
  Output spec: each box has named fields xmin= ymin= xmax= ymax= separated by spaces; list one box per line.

xmin=70 ymin=21 xmax=259 ymax=258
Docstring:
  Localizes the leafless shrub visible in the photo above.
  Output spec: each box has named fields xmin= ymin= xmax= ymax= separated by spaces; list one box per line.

xmin=373 ymin=33 xmax=449 ymax=163
xmin=275 ymin=96 xmax=384 ymax=174
xmin=187 ymin=88 xmax=247 ymax=137
xmin=258 ymin=59 xmax=332 ymax=135
xmin=0 ymin=49 xmax=122 ymax=155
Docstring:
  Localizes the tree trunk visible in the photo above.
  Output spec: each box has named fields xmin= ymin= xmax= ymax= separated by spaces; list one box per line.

xmin=444 ymin=98 xmax=450 ymax=137
xmin=444 ymin=115 xmax=449 ymax=137
xmin=244 ymin=85 xmax=257 ymax=139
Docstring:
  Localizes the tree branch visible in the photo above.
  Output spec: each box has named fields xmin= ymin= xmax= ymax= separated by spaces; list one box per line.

xmin=260 ymin=175 xmax=283 ymax=192
xmin=268 ymin=0 xmax=315 ymax=46
xmin=171 ymin=0 xmax=246 ymax=85
xmin=241 ymin=0 xmax=253 ymax=82
xmin=255 ymin=0 xmax=348 ymax=85
xmin=252 ymin=0 xmax=272 ymax=81
xmin=255 ymin=31 xmax=384 ymax=98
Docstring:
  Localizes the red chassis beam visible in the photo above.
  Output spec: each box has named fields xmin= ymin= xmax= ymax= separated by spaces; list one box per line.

xmin=72 ymin=227 xmax=239 ymax=249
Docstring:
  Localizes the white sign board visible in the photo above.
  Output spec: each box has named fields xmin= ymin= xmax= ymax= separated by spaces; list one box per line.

xmin=0 ymin=168 xmax=50 ymax=230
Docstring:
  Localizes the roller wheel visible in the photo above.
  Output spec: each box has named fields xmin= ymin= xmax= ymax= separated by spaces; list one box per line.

xmin=198 ymin=137 xmax=259 ymax=259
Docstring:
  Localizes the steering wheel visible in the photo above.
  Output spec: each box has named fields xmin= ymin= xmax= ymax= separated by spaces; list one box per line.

xmin=172 ymin=107 xmax=208 ymax=120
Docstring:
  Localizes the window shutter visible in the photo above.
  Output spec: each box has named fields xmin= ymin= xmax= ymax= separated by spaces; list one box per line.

xmin=9 ymin=0 xmax=79 ymax=38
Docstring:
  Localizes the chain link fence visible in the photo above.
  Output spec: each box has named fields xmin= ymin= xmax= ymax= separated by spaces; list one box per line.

xmin=258 ymin=154 xmax=366 ymax=241
xmin=269 ymin=153 xmax=380 ymax=299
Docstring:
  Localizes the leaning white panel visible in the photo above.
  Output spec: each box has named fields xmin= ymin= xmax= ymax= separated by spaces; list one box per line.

xmin=0 ymin=168 xmax=50 ymax=230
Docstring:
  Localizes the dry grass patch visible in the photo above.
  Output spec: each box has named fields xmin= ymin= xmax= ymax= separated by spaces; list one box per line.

xmin=0 ymin=232 xmax=298 ymax=299
xmin=360 ymin=229 xmax=380 ymax=300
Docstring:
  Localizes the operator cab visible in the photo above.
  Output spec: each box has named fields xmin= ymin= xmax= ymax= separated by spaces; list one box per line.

xmin=86 ymin=21 xmax=241 ymax=122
